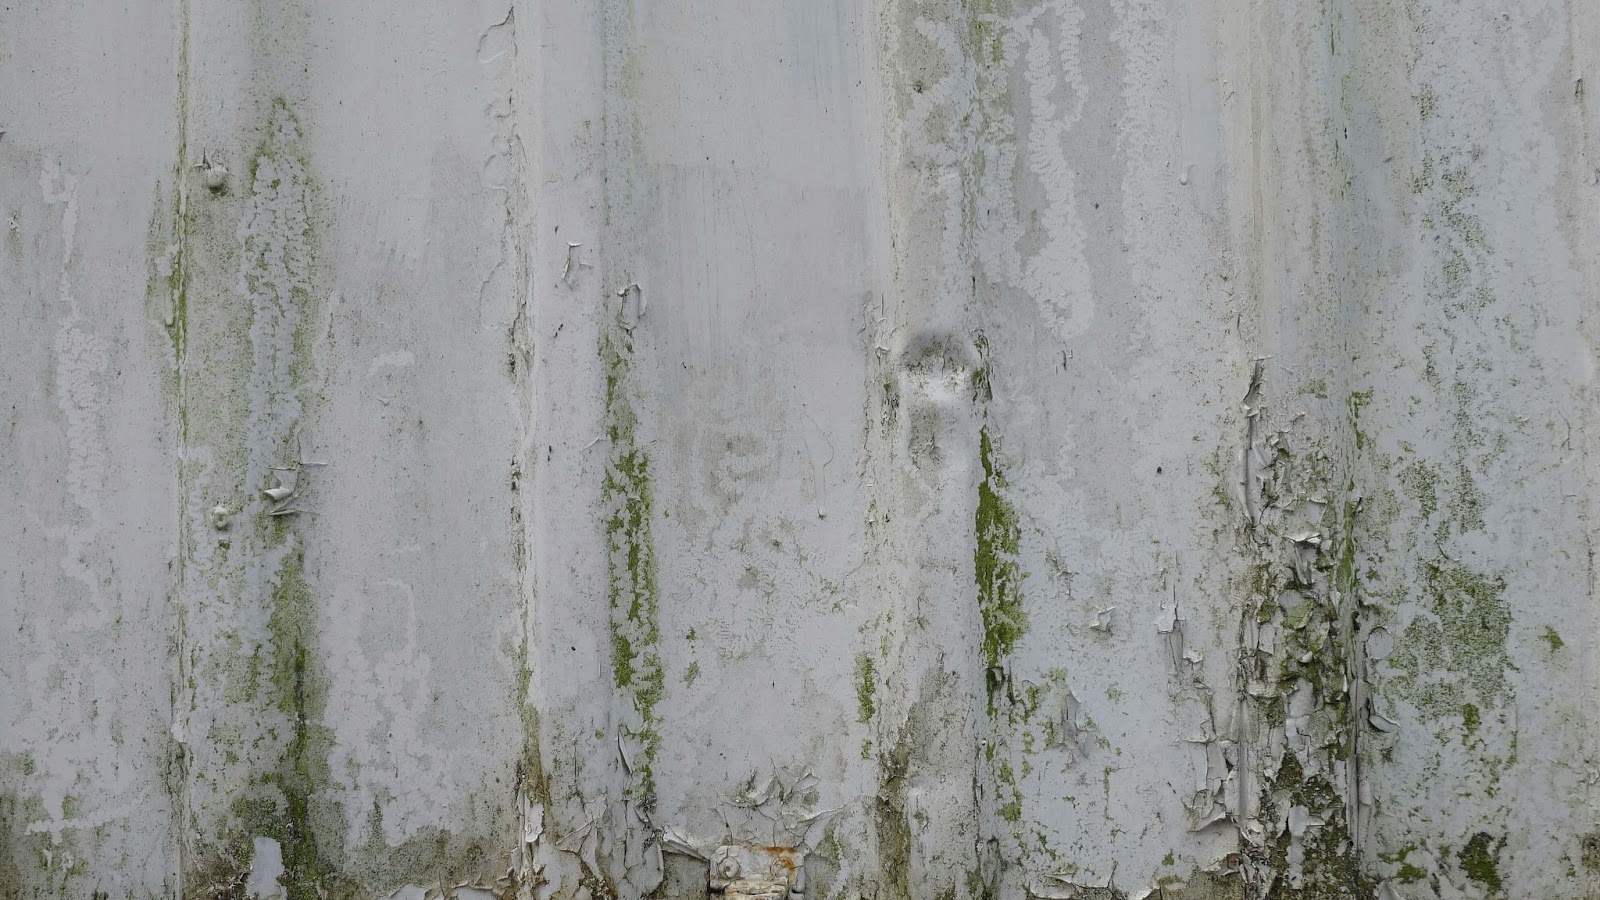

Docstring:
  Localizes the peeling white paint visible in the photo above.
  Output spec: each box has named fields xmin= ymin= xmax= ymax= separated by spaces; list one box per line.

xmin=247 ymin=836 xmax=285 ymax=900
xmin=4 ymin=0 xmax=1600 ymax=897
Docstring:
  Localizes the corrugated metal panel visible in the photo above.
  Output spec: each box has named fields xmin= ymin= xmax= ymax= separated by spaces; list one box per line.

xmin=3 ymin=0 xmax=1597 ymax=897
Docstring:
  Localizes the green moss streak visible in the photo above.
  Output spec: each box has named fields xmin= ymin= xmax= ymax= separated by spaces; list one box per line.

xmin=212 ymin=539 xmax=345 ymax=899
xmin=855 ymin=653 xmax=877 ymax=723
xmin=976 ymin=426 xmax=1027 ymax=696
xmin=261 ymin=543 xmax=344 ymax=900
xmin=144 ymin=180 xmax=188 ymax=379
xmin=992 ymin=757 xmax=1023 ymax=825
xmin=1393 ymin=862 xmax=1427 ymax=883
xmin=1347 ymin=390 xmax=1373 ymax=450
xmin=962 ymin=0 xmax=1012 ymax=71
xmin=872 ymin=731 xmax=914 ymax=900
xmin=1580 ymin=832 xmax=1600 ymax=871
xmin=1457 ymin=832 xmax=1504 ymax=893
xmin=1259 ymin=755 xmax=1368 ymax=899
xmin=1388 ymin=560 xmax=1512 ymax=718
xmin=1397 ymin=461 xmax=1439 ymax=520
xmin=204 ymin=99 xmax=344 ymax=899
xmin=243 ymin=99 xmax=322 ymax=402
xmin=0 ymin=770 xmax=47 ymax=894
xmin=513 ymin=476 xmax=550 ymax=814
xmin=600 ymin=323 xmax=663 ymax=803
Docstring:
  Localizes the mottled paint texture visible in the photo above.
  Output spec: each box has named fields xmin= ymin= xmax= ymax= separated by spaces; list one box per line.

xmin=3 ymin=0 xmax=1598 ymax=898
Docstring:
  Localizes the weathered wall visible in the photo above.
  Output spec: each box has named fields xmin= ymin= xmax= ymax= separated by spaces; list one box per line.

xmin=2 ymin=0 xmax=1597 ymax=898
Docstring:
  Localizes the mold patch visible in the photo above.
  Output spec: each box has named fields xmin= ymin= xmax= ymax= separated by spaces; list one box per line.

xmin=600 ymin=306 xmax=663 ymax=806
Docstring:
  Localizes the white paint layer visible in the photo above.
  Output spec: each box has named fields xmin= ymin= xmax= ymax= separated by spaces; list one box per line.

xmin=3 ymin=0 xmax=1598 ymax=897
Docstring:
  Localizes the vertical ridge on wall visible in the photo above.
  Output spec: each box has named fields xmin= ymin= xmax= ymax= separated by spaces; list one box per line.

xmin=1218 ymin=0 xmax=1372 ymax=892
xmin=170 ymin=0 xmax=337 ymax=887
xmin=0 ymin=0 xmax=183 ymax=895
xmin=1563 ymin=1 xmax=1600 ymax=890
xmin=4 ymin=0 xmax=1600 ymax=897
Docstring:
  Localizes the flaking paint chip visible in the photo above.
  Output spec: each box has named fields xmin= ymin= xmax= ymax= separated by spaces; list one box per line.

xmin=263 ymin=470 xmax=297 ymax=501
xmin=1089 ymin=606 xmax=1115 ymax=632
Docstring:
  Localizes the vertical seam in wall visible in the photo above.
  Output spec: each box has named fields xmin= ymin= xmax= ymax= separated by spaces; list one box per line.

xmin=169 ymin=0 xmax=194 ymax=889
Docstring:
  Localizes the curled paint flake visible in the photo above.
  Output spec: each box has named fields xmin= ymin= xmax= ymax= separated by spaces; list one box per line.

xmin=1365 ymin=626 xmax=1395 ymax=660
xmin=1036 ymin=866 xmax=1120 ymax=900
xmin=722 ymin=766 xmax=832 ymax=850
xmin=1056 ymin=688 xmax=1089 ymax=763
xmin=561 ymin=242 xmax=582 ymax=283
xmin=1089 ymin=606 xmax=1115 ymax=633
xmin=1367 ymin=712 xmax=1399 ymax=733
xmin=521 ymin=799 xmax=543 ymax=847
xmin=616 ymin=282 xmax=645 ymax=330
xmin=263 ymin=469 xmax=297 ymax=501
xmin=260 ymin=432 xmax=327 ymax=515
xmin=732 ymin=772 xmax=777 ymax=809
xmin=1286 ymin=805 xmax=1324 ymax=837
xmin=1156 ymin=601 xmax=1196 ymax=682
xmin=660 ymin=826 xmax=706 ymax=860
xmin=617 ymin=731 xmax=632 ymax=776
